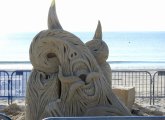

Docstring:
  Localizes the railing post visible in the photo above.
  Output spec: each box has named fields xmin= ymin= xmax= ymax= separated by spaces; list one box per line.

xmin=10 ymin=72 xmax=13 ymax=104
xmin=153 ymin=72 xmax=156 ymax=105
xmin=147 ymin=71 xmax=152 ymax=105
xmin=0 ymin=71 xmax=10 ymax=105
xmin=6 ymin=71 xmax=11 ymax=105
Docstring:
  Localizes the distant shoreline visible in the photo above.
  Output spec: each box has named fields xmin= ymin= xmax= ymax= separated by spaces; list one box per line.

xmin=0 ymin=60 xmax=165 ymax=71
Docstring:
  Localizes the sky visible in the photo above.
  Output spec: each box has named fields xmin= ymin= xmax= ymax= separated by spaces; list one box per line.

xmin=0 ymin=0 xmax=165 ymax=34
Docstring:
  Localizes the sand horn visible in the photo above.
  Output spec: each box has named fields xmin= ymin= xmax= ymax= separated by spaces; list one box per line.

xmin=93 ymin=21 xmax=102 ymax=40
xmin=48 ymin=0 xmax=63 ymax=30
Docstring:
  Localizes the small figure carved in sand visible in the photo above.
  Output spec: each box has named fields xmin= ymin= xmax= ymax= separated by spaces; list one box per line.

xmin=85 ymin=21 xmax=112 ymax=88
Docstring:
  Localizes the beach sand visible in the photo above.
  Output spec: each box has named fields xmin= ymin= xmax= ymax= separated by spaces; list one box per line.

xmin=0 ymin=96 xmax=164 ymax=120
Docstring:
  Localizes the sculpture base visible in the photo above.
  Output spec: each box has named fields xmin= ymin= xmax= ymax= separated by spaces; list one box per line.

xmin=112 ymin=86 xmax=135 ymax=109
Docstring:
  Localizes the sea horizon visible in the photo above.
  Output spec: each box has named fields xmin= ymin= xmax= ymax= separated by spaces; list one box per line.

xmin=0 ymin=60 xmax=165 ymax=71
xmin=0 ymin=31 xmax=165 ymax=70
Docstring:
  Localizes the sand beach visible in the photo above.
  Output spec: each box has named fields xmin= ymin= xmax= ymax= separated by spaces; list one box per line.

xmin=0 ymin=94 xmax=164 ymax=120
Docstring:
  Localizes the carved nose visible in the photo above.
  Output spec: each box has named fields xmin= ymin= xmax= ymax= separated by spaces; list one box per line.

xmin=69 ymin=51 xmax=78 ymax=60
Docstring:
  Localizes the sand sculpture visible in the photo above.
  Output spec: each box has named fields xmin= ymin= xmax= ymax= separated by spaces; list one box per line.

xmin=25 ymin=0 xmax=131 ymax=119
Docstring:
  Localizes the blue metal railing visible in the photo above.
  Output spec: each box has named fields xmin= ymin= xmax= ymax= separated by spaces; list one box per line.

xmin=112 ymin=70 xmax=153 ymax=104
xmin=0 ymin=71 xmax=10 ymax=104
xmin=0 ymin=70 xmax=164 ymax=105
xmin=10 ymin=70 xmax=31 ymax=104
xmin=153 ymin=71 xmax=165 ymax=105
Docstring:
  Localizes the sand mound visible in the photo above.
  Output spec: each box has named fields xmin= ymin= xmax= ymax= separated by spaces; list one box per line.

xmin=0 ymin=102 xmax=164 ymax=119
xmin=1 ymin=103 xmax=25 ymax=120
xmin=132 ymin=103 xmax=165 ymax=116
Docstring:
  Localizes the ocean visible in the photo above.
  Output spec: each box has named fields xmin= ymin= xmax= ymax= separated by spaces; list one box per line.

xmin=0 ymin=32 xmax=165 ymax=70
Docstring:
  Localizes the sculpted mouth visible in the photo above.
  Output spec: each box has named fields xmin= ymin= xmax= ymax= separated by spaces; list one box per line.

xmin=72 ymin=59 xmax=90 ymax=83
xmin=79 ymin=74 xmax=87 ymax=82
xmin=71 ymin=59 xmax=99 ymax=97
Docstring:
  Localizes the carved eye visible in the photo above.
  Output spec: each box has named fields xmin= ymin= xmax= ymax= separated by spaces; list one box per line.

xmin=94 ymin=49 xmax=98 ymax=51
xmin=47 ymin=53 xmax=57 ymax=58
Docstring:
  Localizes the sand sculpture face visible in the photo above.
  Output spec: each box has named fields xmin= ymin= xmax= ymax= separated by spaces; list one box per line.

xmin=26 ymin=0 xmax=131 ymax=119
xmin=30 ymin=30 xmax=88 ymax=75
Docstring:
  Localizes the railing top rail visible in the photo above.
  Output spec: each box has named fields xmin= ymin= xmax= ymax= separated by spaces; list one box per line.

xmin=0 ymin=70 xmax=10 ymax=80
xmin=112 ymin=70 xmax=152 ymax=78
xmin=153 ymin=71 xmax=165 ymax=77
xmin=0 ymin=70 xmax=10 ymax=77
xmin=11 ymin=70 xmax=31 ymax=77
xmin=112 ymin=70 xmax=151 ymax=72
xmin=11 ymin=70 xmax=31 ymax=73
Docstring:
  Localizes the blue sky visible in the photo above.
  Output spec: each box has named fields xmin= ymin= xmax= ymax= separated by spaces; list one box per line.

xmin=0 ymin=0 xmax=165 ymax=34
